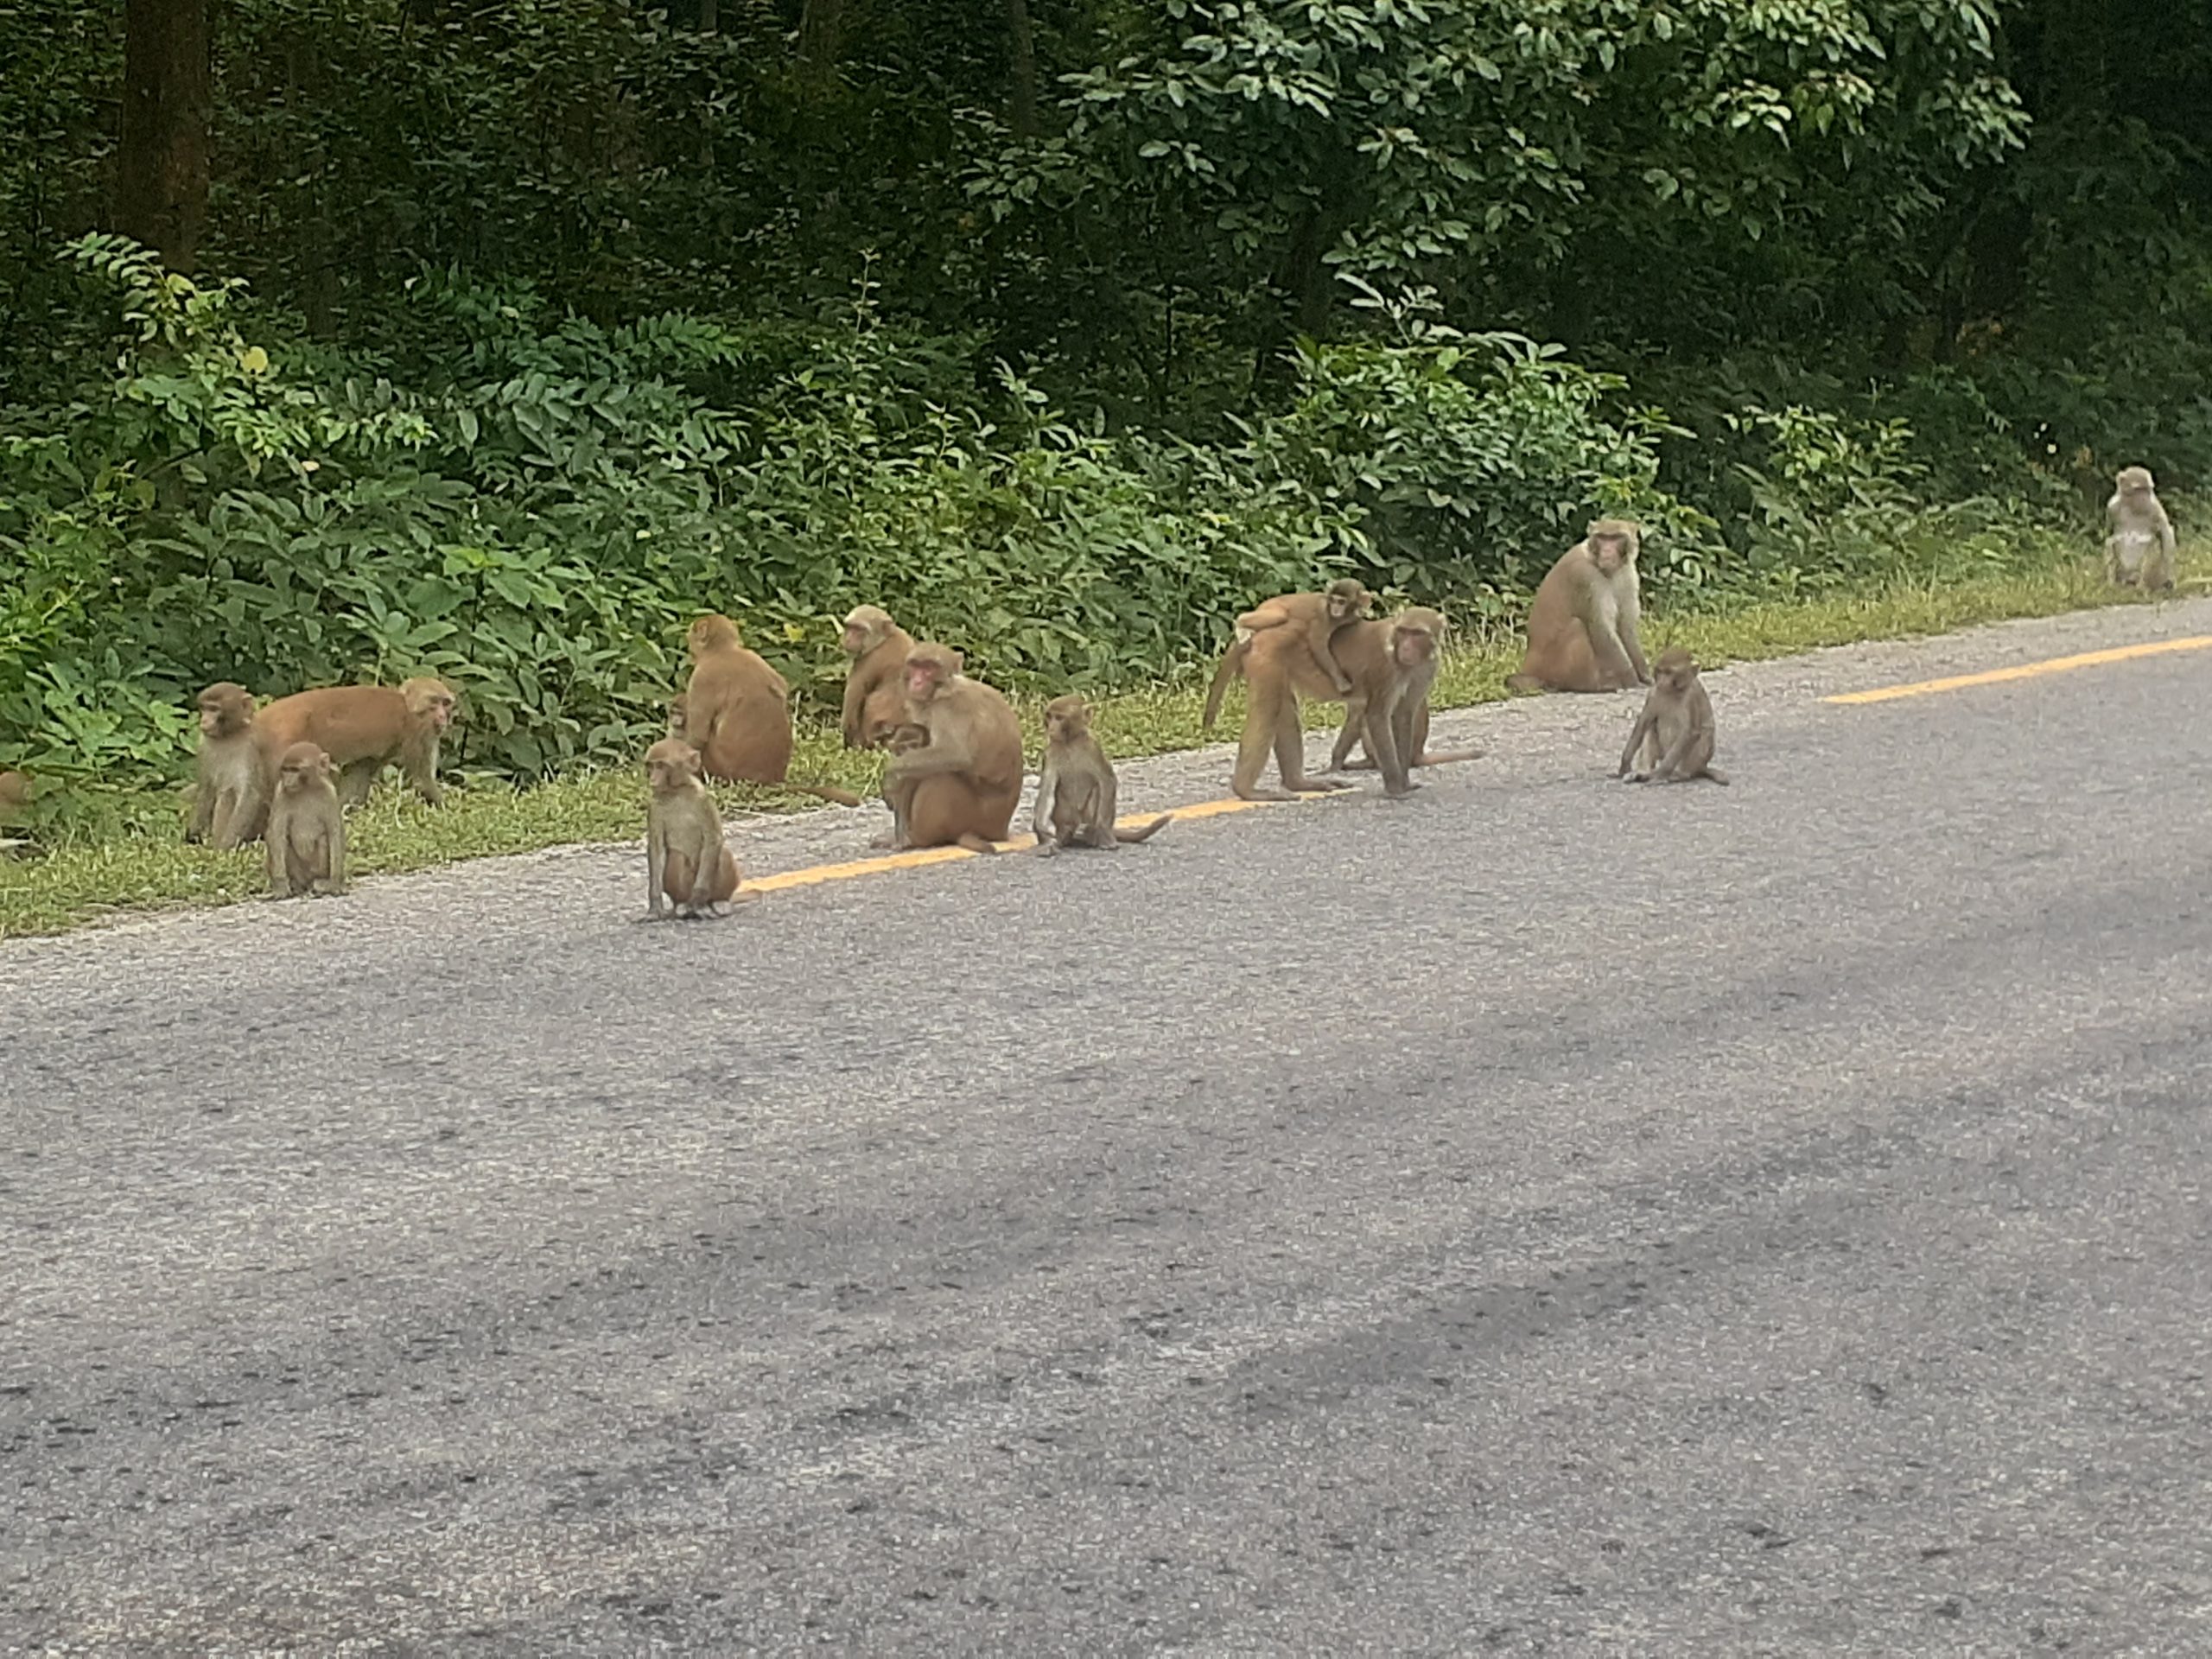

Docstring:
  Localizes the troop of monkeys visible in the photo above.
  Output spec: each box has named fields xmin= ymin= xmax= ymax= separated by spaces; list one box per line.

xmin=637 ymin=515 xmax=1726 ymax=918
xmin=147 ymin=465 xmax=2177 ymax=915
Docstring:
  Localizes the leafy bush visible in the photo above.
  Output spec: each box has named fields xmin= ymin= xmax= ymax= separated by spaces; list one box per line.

xmin=0 ymin=241 xmax=1351 ymax=813
xmin=1247 ymin=323 xmax=1719 ymax=622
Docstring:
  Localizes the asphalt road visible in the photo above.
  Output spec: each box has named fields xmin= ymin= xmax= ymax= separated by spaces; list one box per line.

xmin=7 ymin=601 xmax=2212 ymax=1656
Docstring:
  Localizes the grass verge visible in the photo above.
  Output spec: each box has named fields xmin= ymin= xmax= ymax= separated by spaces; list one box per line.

xmin=1 ymin=541 xmax=2199 ymax=939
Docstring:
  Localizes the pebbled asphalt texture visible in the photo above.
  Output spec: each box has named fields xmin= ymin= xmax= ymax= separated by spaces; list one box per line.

xmin=6 ymin=601 xmax=2212 ymax=1656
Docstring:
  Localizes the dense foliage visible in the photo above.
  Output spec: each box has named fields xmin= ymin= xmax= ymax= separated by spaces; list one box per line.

xmin=2 ymin=0 xmax=2208 ymax=810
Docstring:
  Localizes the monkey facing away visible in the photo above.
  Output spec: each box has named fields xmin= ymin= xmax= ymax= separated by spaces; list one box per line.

xmin=264 ymin=741 xmax=348 ymax=897
xmin=1030 ymin=695 xmax=1171 ymax=855
xmin=186 ymin=681 xmax=267 ymax=848
xmin=642 ymin=736 xmax=751 ymax=920
xmin=839 ymin=604 xmax=918 ymax=748
xmin=1507 ymin=518 xmax=1652 ymax=693
xmin=1618 ymin=648 xmax=1729 ymax=785
xmin=253 ymin=677 xmax=456 ymax=808
xmin=680 ymin=614 xmax=863 ymax=805
xmin=1202 ymin=578 xmax=1372 ymax=728
xmin=874 ymin=643 xmax=1024 ymax=853
xmin=2104 ymin=467 xmax=2177 ymax=590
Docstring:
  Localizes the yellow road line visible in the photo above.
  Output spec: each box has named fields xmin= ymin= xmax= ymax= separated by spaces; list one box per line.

xmin=737 ymin=793 xmax=1296 ymax=895
xmin=1824 ymin=635 xmax=2212 ymax=705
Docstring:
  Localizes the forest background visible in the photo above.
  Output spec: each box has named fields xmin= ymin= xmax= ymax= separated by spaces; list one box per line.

xmin=1 ymin=0 xmax=2209 ymax=849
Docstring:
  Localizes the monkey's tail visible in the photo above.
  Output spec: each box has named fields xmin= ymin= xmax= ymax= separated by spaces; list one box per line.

xmin=1701 ymin=767 xmax=1731 ymax=786
xmin=1503 ymin=672 xmax=1543 ymax=692
xmin=790 ymin=782 xmax=865 ymax=807
xmin=1115 ymin=815 xmax=1173 ymax=844
xmin=1200 ymin=643 xmax=1247 ymax=731
xmin=954 ymin=833 xmax=1001 ymax=855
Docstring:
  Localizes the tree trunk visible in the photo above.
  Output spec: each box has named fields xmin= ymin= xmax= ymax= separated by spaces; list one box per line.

xmin=117 ymin=0 xmax=213 ymax=271
xmin=1005 ymin=0 xmax=1039 ymax=138
xmin=699 ymin=0 xmax=718 ymax=33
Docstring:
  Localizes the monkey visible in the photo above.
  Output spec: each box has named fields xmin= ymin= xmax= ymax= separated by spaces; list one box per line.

xmin=872 ymin=643 xmax=1024 ymax=852
xmin=1618 ymin=647 xmax=1729 ymax=785
xmin=184 ymin=681 xmax=268 ymax=849
xmin=868 ymin=712 xmax=922 ymax=747
xmin=1201 ymin=578 xmax=1373 ymax=729
xmin=683 ymin=613 xmax=791 ymax=781
xmin=642 ymin=735 xmax=751 ymax=920
xmin=1029 ymin=695 xmax=1172 ymax=855
xmin=253 ymin=677 xmax=456 ymax=809
xmin=839 ymin=604 xmax=918 ymax=748
xmin=875 ymin=720 xmax=931 ymax=845
xmin=1506 ymin=518 xmax=1652 ymax=693
xmin=1228 ymin=615 xmax=1449 ymax=801
xmin=264 ymin=741 xmax=347 ymax=897
xmin=1322 ymin=608 xmax=1484 ymax=778
xmin=2104 ymin=466 xmax=2177 ymax=590
xmin=681 ymin=614 xmax=864 ymax=806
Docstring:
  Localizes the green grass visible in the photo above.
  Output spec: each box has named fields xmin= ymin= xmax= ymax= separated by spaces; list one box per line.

xmin=2 ymin=538 xmax=2199 ymax=939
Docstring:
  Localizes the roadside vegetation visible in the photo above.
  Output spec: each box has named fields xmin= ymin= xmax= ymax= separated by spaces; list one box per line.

xmin=3 ymin=0 xmax=2208 ymax=936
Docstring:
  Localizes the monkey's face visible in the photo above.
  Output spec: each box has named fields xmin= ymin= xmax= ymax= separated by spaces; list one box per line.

xmin=905 ymin=659 xmax=950 ymax=704
xmin=1392 ymin=624 xmax=1438 ymax=669
xmin=277 ymin=753 xmax=326 ymax=792
xmin=1043 ymin=699 xmax=1089 ymax=743
xmin=841 ymin=619 xmax=871 ymax=656
xmin=2118 ymin=467 xmax=2155 ymax=496
xmin=645 ymin=744 xmax=701 ymax=794
xmin=665 ymin=701 xmax=688 ymax=738
xmin=1592 ymin=533 xmax=1627 ymax=573
xmin=405 ymin=682 xmax=456 ymax=733
xmin=197 ymin=686 xmax=251 ymax=737
xmin=1326 ymin=588 xmax=1368 ymax=623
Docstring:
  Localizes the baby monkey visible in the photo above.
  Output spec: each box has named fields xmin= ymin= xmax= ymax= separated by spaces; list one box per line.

xmin=1030 ymin=695 xmax=1171 ymax=855
xmin=1236 ymin=576 xmax=1372 ymax=696
xmin=642 ymin=736 xmax=752 ymax=920
xmin=1618 ymin=648 xmax=1729 ymax=785
xmin=265 ymin=741 xmax=348 ymax=897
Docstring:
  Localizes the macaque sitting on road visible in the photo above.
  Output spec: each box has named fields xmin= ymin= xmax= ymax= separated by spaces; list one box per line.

xmin=1618 ymin=647 xmax=1729 ymax=785
xmin=642 ymin=736 xmax=751 ymax=920
xmin=873 ymin=644 xmax=1023 ymax=853
xmin=1507 ymin=518 xmax=1651 ymax=693
xmin=1030 ymin=695 xmax=1171 ymax=855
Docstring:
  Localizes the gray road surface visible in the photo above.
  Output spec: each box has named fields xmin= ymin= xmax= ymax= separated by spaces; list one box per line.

xmin=6 ymin=601 xmax=2212 ymax=1656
